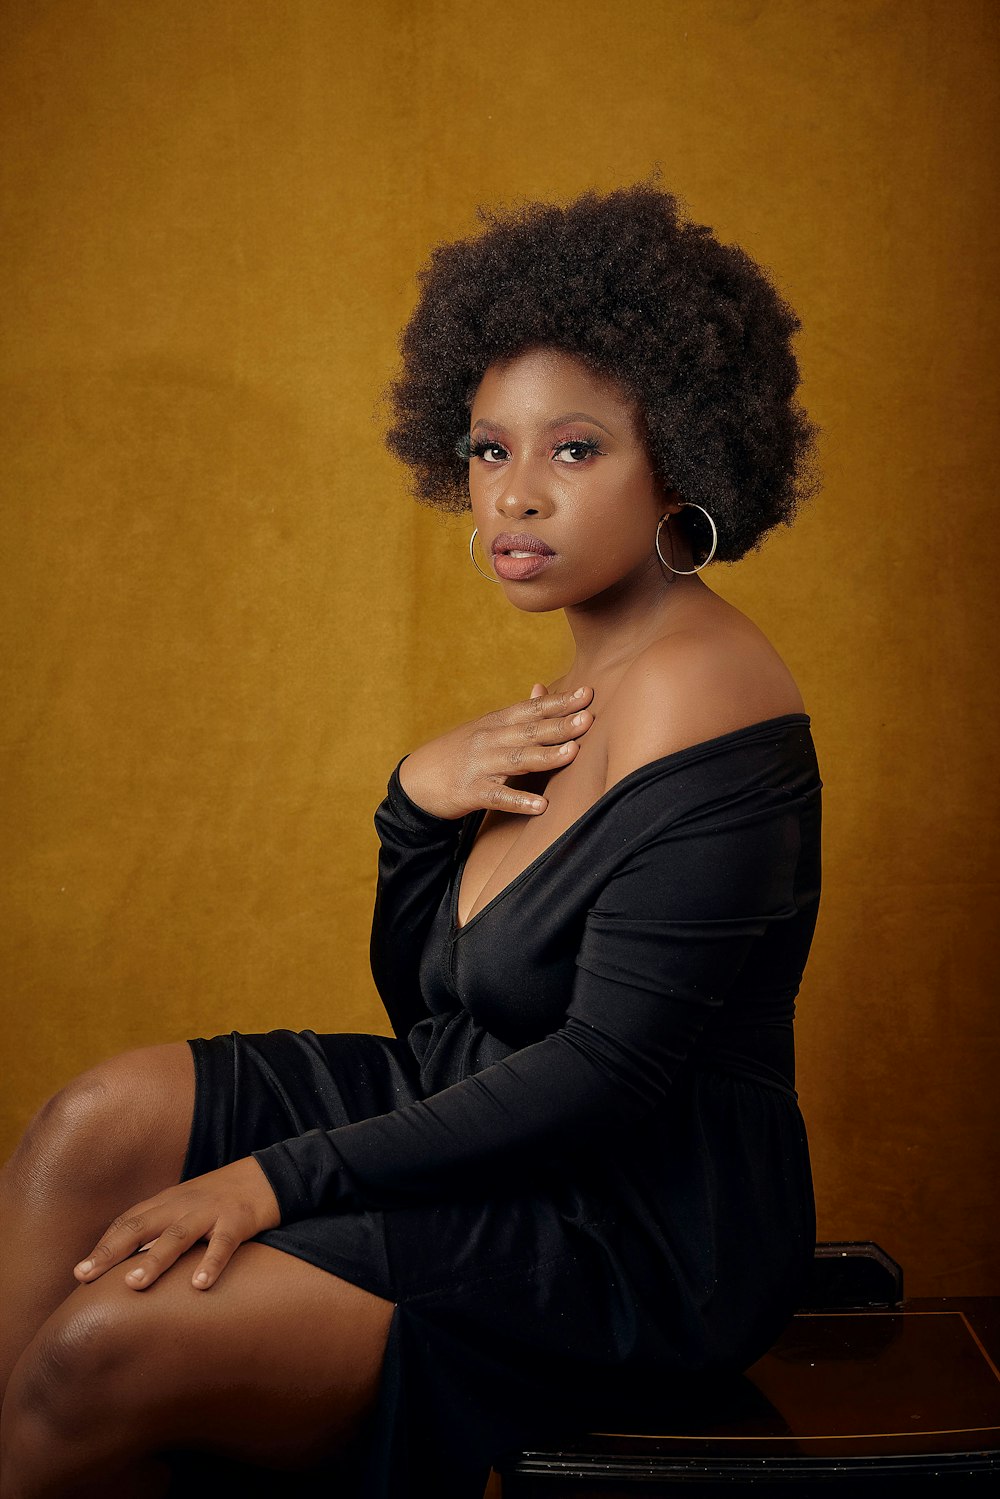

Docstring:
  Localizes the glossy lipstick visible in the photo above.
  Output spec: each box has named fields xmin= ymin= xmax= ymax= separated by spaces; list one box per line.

xmin=491 ymin=531 xmax=556 ymax=582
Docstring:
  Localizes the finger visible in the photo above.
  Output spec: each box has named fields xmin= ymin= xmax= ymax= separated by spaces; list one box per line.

xmin=483 ymin=781 xmax=549 ymax=816
xmin=499 ymin=688 xmax=593 ymax=731
xmin=529 ymin=681 xmax=548 ymax=698
xmin=524 ymin=689 xmax=593 ymax=731
xmin=516 ymin=704 xmax=595 ymax=749
xmin=190 ymin=1225 xmax=243 ymax=1291
xmin=523 ymin=685 xmax=592 ymax=719
xmin=123 ymin=1218 xmax=202 ymax=1290
xmin=486 ymin=686 xmax=589 ymax=732
xmin=75 ymin=1209 xmax=157 ymax=1282
xmin=495 ymin=733 xmax=584 ymax=785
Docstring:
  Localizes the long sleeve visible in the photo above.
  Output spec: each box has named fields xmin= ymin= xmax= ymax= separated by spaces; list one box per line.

xmin=368 ymin=755 xmax=465 ymax=1040
xmin=253 ymin=776 xmax=811 ymax=1222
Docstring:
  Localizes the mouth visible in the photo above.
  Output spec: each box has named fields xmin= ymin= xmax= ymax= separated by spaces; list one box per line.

xmin=490 ymin=532 xmax=555 ymax=558
xmin=491 ymin=550 xmax=556 ymax=581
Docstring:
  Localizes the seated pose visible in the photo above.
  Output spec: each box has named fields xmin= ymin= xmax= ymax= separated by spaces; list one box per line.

xmin=0 ymin=180 xmax=822 ymax=1499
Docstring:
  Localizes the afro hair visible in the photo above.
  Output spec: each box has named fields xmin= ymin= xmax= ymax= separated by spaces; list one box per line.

xmin=383 ymin=178 xmax=819 ymax=563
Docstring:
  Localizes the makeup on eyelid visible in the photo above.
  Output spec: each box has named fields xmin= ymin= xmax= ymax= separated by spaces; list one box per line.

xmin=460 ymin=431 xmax=606 ymax=463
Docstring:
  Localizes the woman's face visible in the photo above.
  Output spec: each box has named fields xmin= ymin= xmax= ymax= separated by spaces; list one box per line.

xmin=466 ymin=345 xmax=680 ymax=612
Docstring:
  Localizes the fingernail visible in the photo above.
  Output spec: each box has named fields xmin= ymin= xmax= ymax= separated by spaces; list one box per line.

xmin=573 ymin=688 xmax=586 ymax=698
xmin=573 ymin=713 xmax=587 ymax=725
xmin=194 ymin=1271 xmax=209 ymax=1286
xmin=76 ymin=1260 xmax=93 ymax=1275
xmin=126 ymin=1267 xmax=146 ymax=1284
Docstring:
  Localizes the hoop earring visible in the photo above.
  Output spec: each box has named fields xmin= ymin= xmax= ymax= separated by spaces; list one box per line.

xmin=469 ymin=527 xmax=500 ymax=583
xmin=655 ymin=504 xmax=718 ymax=576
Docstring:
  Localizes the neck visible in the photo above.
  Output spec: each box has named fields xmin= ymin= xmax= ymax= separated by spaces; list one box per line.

xmin=561 ymin=567 xmax=712 ymax=684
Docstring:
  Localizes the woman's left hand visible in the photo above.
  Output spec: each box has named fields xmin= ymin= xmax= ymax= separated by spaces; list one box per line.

xmin=73 ymin=1156 xmax=282 ymax=1292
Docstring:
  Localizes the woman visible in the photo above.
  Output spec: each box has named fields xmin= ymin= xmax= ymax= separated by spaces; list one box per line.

xmin=0 ymin=180 xmax=821 ymax=1498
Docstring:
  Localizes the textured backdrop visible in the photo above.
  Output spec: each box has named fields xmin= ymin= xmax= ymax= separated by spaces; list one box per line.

xmin=1 ymin=0 xmax=997 ymax=1294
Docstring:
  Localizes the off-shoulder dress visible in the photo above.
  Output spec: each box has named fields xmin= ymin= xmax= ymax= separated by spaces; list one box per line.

xmin=181 ymin=712 xmax=822 ymax=1498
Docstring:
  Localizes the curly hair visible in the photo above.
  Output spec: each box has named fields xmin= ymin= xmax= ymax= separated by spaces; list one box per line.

xmin=382 ymin=178 xmax=819 ymax=563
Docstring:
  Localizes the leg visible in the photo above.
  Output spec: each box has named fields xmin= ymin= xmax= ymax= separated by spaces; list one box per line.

xmin=0 ymin=1044 xmax=195 ymax=1402
xmin=0 ymin=1242 xmax=395 ymax=1499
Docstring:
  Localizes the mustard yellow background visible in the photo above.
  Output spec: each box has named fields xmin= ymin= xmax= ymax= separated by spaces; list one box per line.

xmin=2 ymin=0 xmax=997 ymax=1296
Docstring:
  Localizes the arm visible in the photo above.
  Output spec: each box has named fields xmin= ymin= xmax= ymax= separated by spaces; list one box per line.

xmin=255 ymin=778 xmax=809 ymax=1221
xmin=369 ymin=755 xmax=465 ymax=1039
xmin=70 ymin=702 xmax=604 ymax=1294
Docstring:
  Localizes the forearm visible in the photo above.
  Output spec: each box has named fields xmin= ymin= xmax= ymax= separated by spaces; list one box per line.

xmin=251 ymin=965 xmax=732 ymax=1221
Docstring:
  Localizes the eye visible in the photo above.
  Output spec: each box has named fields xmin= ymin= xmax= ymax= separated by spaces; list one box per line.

xmin=466 ymin=438 xmax=509 ymax=463
xmin=553 ymin=438 xmax=603 ymax=463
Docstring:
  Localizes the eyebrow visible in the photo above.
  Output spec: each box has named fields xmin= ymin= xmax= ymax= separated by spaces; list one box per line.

xmin=470 ymin=411 xmax=616 ymax=438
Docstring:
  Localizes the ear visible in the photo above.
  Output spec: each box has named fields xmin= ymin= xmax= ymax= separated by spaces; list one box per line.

xmin=657 ymin=487 xmax=685 ymax=516
xmin=650 ymin=467 xmax=684 ymax=513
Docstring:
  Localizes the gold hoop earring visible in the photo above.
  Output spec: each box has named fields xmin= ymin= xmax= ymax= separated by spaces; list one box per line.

xmin=655 ymin=504 xmax=718 ymax=576
xmin=469 ymin=527 xmax=500 ymax=583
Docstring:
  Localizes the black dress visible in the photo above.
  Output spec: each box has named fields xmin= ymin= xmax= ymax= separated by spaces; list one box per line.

xmin=181 ymin=712 xmax=822 ymax=1498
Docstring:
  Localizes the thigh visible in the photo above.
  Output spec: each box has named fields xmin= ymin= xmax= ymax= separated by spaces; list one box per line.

xmin=183 ymin=1028 xmax=423 ymax=1182
xmin=6 ymin=1242 xmax=395 ymax=1471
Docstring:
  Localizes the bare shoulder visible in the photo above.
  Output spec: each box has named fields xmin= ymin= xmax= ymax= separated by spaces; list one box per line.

xmin=603 ymin=608 xmax=805 ymax=790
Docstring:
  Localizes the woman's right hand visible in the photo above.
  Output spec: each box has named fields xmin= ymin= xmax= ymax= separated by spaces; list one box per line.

xmin=396 ymin=682 xmax=595 ymax=820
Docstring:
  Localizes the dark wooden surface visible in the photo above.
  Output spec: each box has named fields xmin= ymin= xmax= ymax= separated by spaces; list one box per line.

xmin=494 ymin=1296 xmax=1000 ymax=1495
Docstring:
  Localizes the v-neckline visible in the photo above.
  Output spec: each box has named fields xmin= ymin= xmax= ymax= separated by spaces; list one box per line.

xmin=450 ymin=711 xmax=811 ymax=939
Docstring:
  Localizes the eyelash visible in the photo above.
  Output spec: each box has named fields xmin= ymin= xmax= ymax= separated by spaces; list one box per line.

xmin=455 ymin=435 xmax=604 ymax=464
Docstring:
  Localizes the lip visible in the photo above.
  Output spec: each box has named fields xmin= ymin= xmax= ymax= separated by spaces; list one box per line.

xmin=493 ymin=552 xmax=556 ymax=581
xmin=491 ymin=532 xmax=555 ymax=558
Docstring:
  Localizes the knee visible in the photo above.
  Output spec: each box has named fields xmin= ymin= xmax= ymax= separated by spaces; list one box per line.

xmin=9 ymin=1048 xmax=190 ymax=1200
xmin=9 ymin=1073 xmax=114 ymax=1200
xmin=4 ymin=1297 xmax=137 ymax=1442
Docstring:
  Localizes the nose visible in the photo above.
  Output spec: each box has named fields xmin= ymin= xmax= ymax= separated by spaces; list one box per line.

xmin=494 ymin=453 xmax=554 ymax=519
